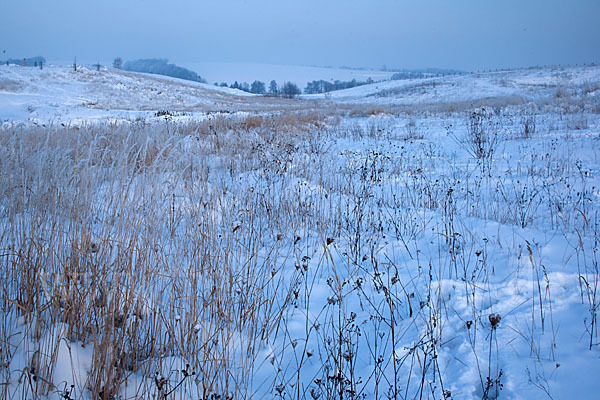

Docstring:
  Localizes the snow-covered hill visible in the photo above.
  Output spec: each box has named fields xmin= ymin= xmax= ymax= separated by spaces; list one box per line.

xmin=0 ymin=64 xmax=283 ymax=123
xmin=306 ymin=64 xmax=600 ymax=105
xmin=3 ymin=63 xmax=598 ymax=125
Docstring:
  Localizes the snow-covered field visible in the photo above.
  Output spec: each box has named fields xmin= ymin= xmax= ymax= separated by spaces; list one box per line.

xmin=1 ymin=63 xmax=600 ymax=399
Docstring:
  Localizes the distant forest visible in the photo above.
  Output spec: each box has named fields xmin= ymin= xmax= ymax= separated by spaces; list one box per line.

xmin=220 ymin=78 xmax=374 ymax=95
xmin=123 ymin=59 xmax=207 ymax=83
xmin=220 ymin=68 xmax=464 ymax=96
xmin=304 ymin=78 xmax=374 ymax=94
xmin=217 ymin=80 xmax=301 ymax=98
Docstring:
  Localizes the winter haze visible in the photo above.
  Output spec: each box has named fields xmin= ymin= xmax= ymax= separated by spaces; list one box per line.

xmin=2 ymin=0 xmax=600 ymax=70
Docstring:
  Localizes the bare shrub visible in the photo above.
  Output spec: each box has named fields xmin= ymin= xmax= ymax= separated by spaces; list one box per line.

xmin=554 ymin=86 xmax=570 ymax=99
xmin=401 ymin=118 xmax=425 ymax=140
xmin=452 ymin=108 xmax=500 ymax=162
xmin=521 ymin=115 xmax=536 ymax=138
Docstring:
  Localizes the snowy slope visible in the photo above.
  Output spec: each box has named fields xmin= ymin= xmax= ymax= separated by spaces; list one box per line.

xmin=3 ymin=64 xmax=597 ymax=124
xmin=0 ymin=64 xmax=262 ymax=123
xmin=306 ymin=65 xmax=600 ymax=105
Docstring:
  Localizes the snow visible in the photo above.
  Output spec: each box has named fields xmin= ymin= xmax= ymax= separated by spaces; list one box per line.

xmin=0 ymin=64 xmax=257 ymax=124
xmin=304 ymin=65 xmax=600 ymax=106
xmin=1 ymin=62 xmax=600 ymax=399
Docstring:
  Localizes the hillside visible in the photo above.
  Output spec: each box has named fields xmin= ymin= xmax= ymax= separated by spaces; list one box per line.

xmin=0 ymin=64 xmax=309 ymax=124
xmin=307 ymin=64 xmax=600 ymax=106
xmin=3 ymin=63 xmax=598 ymax=124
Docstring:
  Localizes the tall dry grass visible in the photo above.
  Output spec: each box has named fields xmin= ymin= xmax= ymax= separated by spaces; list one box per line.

xmin=0 ymin=100 xmax=598 ymax=399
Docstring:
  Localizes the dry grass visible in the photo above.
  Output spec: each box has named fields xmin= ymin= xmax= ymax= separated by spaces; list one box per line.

xmin=0 ymin=112 xmax=339 ymax=399
xmin=0 ymin=99 xmax=598 ymax=399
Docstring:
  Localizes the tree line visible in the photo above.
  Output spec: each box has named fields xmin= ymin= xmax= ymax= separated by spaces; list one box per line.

xmin=303 ymin=77 xmax=375 ymax=94
xmin=217 ymin=80 xmax=302 ymax=99
xmin=220 ymin=76 xmax=386 ymax=96
xmin=217 ymin=77 xmax=378 ymax=97
xmin=116 ymin=58 xmax=207 ymax=84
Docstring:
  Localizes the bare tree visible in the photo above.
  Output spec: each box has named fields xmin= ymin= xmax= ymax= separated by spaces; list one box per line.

xmin=281 ymin=82 xmax=301 ymax=99
xmin=269 ymin=80 xmax=278 ymax=95
xmin=251 ymin=80 xmax=266 ymax=94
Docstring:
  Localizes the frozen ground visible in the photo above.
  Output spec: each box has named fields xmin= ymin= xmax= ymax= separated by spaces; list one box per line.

xmin=0 ymin=64 xmax=600 ymax=399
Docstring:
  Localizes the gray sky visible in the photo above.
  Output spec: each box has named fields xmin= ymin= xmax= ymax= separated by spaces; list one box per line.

xmin=2 ymin=0 xmax=599 ymax=71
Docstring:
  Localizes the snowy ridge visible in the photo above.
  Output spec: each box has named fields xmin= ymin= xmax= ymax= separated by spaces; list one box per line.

xmin=306 ymin=65 xmax=600 ymax=105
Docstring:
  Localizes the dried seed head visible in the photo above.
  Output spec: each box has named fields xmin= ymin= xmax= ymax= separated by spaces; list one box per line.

xmin=343 ymin=351 xmax=352 ymax=361
xmin=488 ymin=313 xmax=501 ymax=329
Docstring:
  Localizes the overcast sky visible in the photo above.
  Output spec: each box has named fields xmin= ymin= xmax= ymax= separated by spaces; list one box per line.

xmin=2 ymin=0 xmax=599 ymax=71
